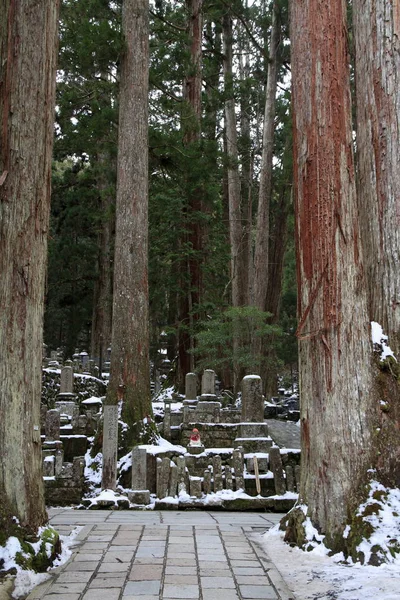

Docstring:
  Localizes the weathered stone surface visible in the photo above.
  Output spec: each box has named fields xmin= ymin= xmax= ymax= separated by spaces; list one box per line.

xmin=185 ymin=372 xmax=198 ymax=400
xmin=239 ymin=423 xmax=269 ymax=438
xmin=169 ymin=463 xmax=178 ymax=497
xmin=225 ymin=467 xmax=233 ymax=490
xmin=157 ymin=457 xmax=170 ymax=499
xmin=233 ymin=449 xmax=244 ymax=490
xmin=102 ymin=405 xmax=119 ymax=490
xmin=284 ymin=465 xmax=295 ymax=492
xmin=189 ymin=476 xmax=202 ymax=498
xmin=241 ymin=376 xmax=263 ymax=423
xmin=46 ymin=409 xmax=60 ymax=441
xmin=43 ymin=456 xmax=55 ymax=477
xmin=213 ymin=455 xmax=223 ymax=492
xmin=294 ymin=465 xmax=301 ymax=492
xmin=131 ymin=447 xmax=147 ymax=491
xmin=163 ymin=401 xmax=171 ymax=441
xmin=128 ymin=490 xmax=150 ymax=505
xmin=269 ymin=447 xmax=286 ymax=496
xmin=60 ymin=360 xmax=74 ymax=394
xmin=203 ymin=469 xmax=211 ymax=494
xmin=201 ymin=370 xmax=216 ymax=396
xmin=246 ymin=457 xmax=268 ymax=473
xmin=55 ymin=401 xmax=76 ymax=417
xmin=234 ymin=438 xmax=273 ymax=453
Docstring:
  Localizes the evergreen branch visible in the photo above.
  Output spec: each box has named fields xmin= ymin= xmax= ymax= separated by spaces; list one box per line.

xmin=150 ymin=10 xmax=186 ymax=32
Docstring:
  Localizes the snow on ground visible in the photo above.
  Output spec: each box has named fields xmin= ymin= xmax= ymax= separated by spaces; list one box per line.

xmin=263 ymin=483 xmax=400 ymax=600
xmin=139 ymin=436 xmax=186 ymax=455
xmin=0 ymin=527 xmax=82 ymax=599
xmin=263 ymin=527 xmax=400 ymax=600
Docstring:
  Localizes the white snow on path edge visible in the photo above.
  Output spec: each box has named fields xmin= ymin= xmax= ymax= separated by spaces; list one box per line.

xmin=3 ymin=527 xmax=82 ymax=600
xmin=262 ymin=527 xmax=400 ymax=600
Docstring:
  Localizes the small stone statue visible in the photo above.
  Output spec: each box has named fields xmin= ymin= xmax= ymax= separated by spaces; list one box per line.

xmin=189 ymin=428 xmax=202 ymax=447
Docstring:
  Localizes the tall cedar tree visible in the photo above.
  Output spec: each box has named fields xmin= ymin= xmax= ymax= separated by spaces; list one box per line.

xmin=285 ymin=0 xmax=377 ymax=549
xmin=0 ymin=0 xmax=59 ymax=529
xmin=102 ymin=0 xmax=152 ymax=489
xmin=353 ymin=0 xmax=400 ymax=484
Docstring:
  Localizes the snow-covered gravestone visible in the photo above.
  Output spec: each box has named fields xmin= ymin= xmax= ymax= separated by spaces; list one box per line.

xmin=102 ymin=405 xmax=119 ymax=491
xmin=241 ymin=375 xmax=263 ymax=422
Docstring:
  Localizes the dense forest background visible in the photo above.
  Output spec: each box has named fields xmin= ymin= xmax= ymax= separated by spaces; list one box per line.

xmin=44 ymin=0 xmax=297 ymax=393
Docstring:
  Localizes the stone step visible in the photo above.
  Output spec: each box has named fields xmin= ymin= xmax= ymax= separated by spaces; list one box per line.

xmin=234 ymin=436 xmax=273 ymax=453
xmin=238 ymin=422 xmax=269 ymax=438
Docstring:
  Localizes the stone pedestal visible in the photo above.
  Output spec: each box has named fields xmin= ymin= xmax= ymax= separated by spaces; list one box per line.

xmin=190 ymin=476 xmax=202 ymax=498
xmin=203 ymin=469 xmax=211 ymax=494
xmin=128 ymin=490 xmax=150 ymax=505
xmin=187 ymin=444 xmax=205 ymax=455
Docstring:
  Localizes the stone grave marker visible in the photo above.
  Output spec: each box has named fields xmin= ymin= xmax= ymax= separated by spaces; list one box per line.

xmin=201 ymin=369 xmax=216 ymax=397
xmin=212 ymin=455 xmax=223 ymax=492
xmin=46 ymin=409 xmax=60 ymax=441
xmin=60 ymin=360 xmax=74 ymax=394
xmin=185 ymin=372 xmax=197 ymax=400
xmin=241 ymin=375 xmax=263 ymax=422
xmin=102 ymin=405 xmax=119 ymax=490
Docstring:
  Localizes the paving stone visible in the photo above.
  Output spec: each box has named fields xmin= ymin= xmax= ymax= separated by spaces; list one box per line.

xmin=83 ymin=589 xmax=121 ymax=600
xmin=89 ymin=577 xmax=126 ymax=588
xmin=65 ymin=562 xmax=97 ymax=572
xmin=230 ymin=561 xmax=261 ymax=568
xmin=166 ymin=558 xmax=197 ymax=566
xmin=231 ymin=567 xmax=265 ymax=576
xmin=79 ymin=543 xmax=109 ymax=551
xmin=198 ymin=560 xmax=229 ymax=569
xmin=239 ymin=585 xmax=278 ymax=599
xmin=199 ymin=569 xmax=231 ymax=576
xmin=165 ymin=566 xmax=197 ymax=575
xmin=48 ymin=583 xmax=87 ymax=594
xmin=56 ymin=572 xmax=93 ymax=583
xmin=123 ymin=580 xmax=161 ymax=596
xmin=87 ymin=535 xmax=114 ymax=542
xmin=236 ymin=576 xmax=272 ymax=585
xmin=43 ymin=595 xmax=79 ymax=600
xmin=122 ymin=597 xmax=159 ymax=600
xmin=108 ymin=544 xmax=139 ymax=552
xmin=162 ymin=584 xmax=199 ymax=599
xmin=197 ymin=554 xmax=228 ymax=562
xmin=136 ymin=547 xmax=165 ymax=558
xmin=103 ymin=552 xmax=134 ymax=562
xmin=98 ymin=561 xmax=128 ymax=572
xmin=201 ymin=577 xmax=236 ymax=589
xmin=202 ymin=591 xmax=239 ymax=600
xmin=164 ymin=575 xmax=198 ymax=585
xmin=74 ymin=553 xmax=103 ymax=562
xmin=133 ymin=557 xmax=164 ymax=565
xmin=129 ymin=565 xmax=163 ymax=580
xmin=167 ymin=551 xmax=196 ymax=559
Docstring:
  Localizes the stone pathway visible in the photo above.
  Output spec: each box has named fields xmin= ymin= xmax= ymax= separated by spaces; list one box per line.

xmin=28 ymin=510 xmax=295 ymax=600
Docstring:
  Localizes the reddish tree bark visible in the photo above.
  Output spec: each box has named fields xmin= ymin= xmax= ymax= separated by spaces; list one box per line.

xmin=288 ymin=0 xmax=376 ymax=545
xmin=0 ymin=0 xmax=59 ymax=529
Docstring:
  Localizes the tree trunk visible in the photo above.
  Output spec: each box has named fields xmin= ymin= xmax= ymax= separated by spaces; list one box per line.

xmin=353 ymin=0 xmax=400 ymax=485
xmin=289 ymin=0 xmax=376 ymax=546
xmin=102 ymin=0 xmax=152 ymax=488
xmin=353 ymin=1 xmax=400 ymax=357
xmin=90 ymin=162 xmax=114 ymax=373
xmin=253 ymin=1 xmax=280 ymax=312
xmin=0 ymin=0 xmax=59 ymax=530
xmin=223 ymin=14 xmax=248 ymax=308
xmin=176 ymin=0 xmax=203 ymax=389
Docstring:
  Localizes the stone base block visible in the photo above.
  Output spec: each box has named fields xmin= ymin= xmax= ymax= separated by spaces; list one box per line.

xmin=234 ymin=437 xmax=273 ymax=453
xmin=239 ymin=422 xmax=269 ymax=438
xmin=128 ymin=490 xmax=151 ymax=505
xmin=187 ymin=445 xmax=205 ymax=455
